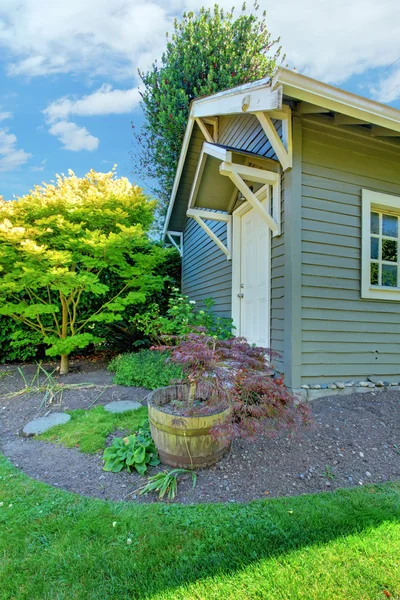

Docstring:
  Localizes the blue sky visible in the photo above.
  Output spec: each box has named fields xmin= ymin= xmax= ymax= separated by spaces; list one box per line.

xmin=1 ymin=0 xmax=399 ymax=200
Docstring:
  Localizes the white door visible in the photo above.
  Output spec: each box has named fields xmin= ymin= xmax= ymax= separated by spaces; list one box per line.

xmin=239 ymin=203 xmax=270 ymax=347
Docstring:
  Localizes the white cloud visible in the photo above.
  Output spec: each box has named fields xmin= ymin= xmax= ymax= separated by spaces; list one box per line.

xmin=0 ymin=110 xmax=12 ymax=121
xmin=370 ymin=67 xmax=400 ymax=103
xmin=0 ymin=0 xmax=170 ymax=80
xmin=48 ymin=121 xmax=99 ymax=152
xmin=30 ymin=158 xmax=47 ymax=172
xmin=1 ymin=0 xmax=399 ymax=89
xmin=0 ymin=128 xmax=31 ymax=172
xmin=43 ymin=84 xmax=141 ymax=123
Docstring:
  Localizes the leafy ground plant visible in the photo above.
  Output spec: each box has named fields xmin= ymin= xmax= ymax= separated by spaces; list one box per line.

xmin=1 ymin=454 xmax=400 ymax=599
xmin=138 ymin=468 xmax=197 ymax=500
xmin=38 ymin=405 xmax=148 ymax=453
xmin=103 ymin=420 xmax=160 ymax=475
xmin=108 ymin=349 xmax=184 ymax=389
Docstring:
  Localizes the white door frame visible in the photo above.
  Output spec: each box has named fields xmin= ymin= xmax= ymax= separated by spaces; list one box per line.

xmin=231 ymin=190 xmax=271 ymax=347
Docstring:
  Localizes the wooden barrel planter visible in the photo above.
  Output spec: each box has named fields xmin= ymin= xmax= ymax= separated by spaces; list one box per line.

xmin=147 ymin=385 xmax=231 ymax=469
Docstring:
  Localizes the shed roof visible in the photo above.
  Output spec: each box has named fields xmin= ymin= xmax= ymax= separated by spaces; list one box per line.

xmin=164 ymin=68 xmax=400 ymax=236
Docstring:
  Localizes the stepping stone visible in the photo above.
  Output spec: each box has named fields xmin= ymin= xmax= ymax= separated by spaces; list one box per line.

xmin=104 ymin=400 xmax=142 ymax=414
xmin=22 ymin=413 xmax=71 ymax=437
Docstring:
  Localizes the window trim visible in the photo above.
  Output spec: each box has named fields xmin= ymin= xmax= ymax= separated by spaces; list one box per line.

xmin=362 ymin=189 xmax=400 ymax=300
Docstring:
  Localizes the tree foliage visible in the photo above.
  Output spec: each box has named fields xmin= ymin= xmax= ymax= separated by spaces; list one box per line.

xmin=0 ymin=169 xmax=172 ymax=373
xmin=134 ymin=2 xmax=283 ymax=215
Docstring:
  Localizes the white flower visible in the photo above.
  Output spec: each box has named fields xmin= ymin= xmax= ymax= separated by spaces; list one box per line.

xmin=127 ymin=538 xmax=132 ymax=544
xmin=189 ymin=300 xmax=196 ymax=305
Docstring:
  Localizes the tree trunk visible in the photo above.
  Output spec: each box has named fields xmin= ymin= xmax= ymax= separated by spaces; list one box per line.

xmin=60 ymin=294 xmax=69 ymax=375
xmin=60 ymin=354 xmax=69 ymax=375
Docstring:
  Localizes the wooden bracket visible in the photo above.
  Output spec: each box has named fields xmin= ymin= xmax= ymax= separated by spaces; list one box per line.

xmin=187 ymin=210 xmax=231 ymax=259
xmin=195 ymin=118 xmax=214 ymax=144
xmin=202 ymin=117 xmax=219 ymax=142
xmin=166 ymin=231 xmax=183 ymax=257
xmin=254 ymin=107 xmax=293 ymax=171
xmin=221 ymin=168 xmax=278 ymax=234
xmin=219 ymin=162 xmax=281 ymax=236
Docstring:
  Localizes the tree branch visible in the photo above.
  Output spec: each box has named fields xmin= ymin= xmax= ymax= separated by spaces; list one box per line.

xmin=75 ymin=282 xmax=131 ymax=333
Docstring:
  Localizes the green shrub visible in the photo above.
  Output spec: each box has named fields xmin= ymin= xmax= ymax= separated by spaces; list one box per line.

xmin=134 ymin=289 xmax=234 ymax=344
xmin=0 ymin=316 xmax=44 ymax=363
xmin=108 ymin=349 xmax=184 ymax=389
xmin=102 ymin=419 xmax=160 ymax=475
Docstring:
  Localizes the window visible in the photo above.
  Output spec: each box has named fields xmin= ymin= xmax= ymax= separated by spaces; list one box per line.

xmin=362 ymin=190 xmax=400 ymax=300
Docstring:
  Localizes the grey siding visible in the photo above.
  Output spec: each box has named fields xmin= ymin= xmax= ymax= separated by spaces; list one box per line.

xmin=300 ymin=117 xmax=400 ymax=383
xmin=219 ymin=114 xmax=280 ymax=159
xmin=271 ymin=172 xmax=285 ymax=372
xmin=182 ymin=218 xmax=232 ymax=318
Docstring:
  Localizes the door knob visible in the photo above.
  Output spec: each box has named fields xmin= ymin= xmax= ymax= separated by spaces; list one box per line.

xmin=237 ymin=293 xmax=244 ymax=298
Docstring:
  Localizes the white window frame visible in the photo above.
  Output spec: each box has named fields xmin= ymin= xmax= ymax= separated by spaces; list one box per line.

xmin=362 ymin=189 xmax=400 ymax=300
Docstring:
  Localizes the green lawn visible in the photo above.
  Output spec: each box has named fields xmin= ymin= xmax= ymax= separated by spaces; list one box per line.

xmin=0 ymin=455 xmax=399 ymax=600
xmin=38 ymin=405 xmax=148 ymax=453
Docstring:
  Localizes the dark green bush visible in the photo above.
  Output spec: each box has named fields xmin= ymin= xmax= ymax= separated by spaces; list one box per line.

xmin=108 ymin=350 xmax=184 ymax=389
xmin=0 ymin=317 xmax=44 ymax=363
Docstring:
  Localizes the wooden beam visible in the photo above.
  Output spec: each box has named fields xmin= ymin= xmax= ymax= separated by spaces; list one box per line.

xmin=187 ymin=147 xmax=207 ymax=210
xmin=224 ymin=170 xmax=278 ymax=233
xmin=334 ymin=114 xmax=369 ymax=126
xmin=186 ymin=208 xmax=230 ymax=222
xmin=195 ymin=118 xmax=214 ymax=143
xmin=192 ymin=86 xmax=282 ymax=118
xmin=370 ymin=125 xmax=400 ymax=137
xmin=255 ymin=111 xmax=292 ymax=171
xmin=244 ymin=155 xmax=281 ymax=172
xmin=202 ymin=117 xmax=219 ymax=142
xmin=295 ymin=101 xmax=330 ymax=115
xmin=219 ymin=161 xmax=279 ymax=185
xmin=203 ymin=142 xmax=232 ymax=162
xmin=191 ymin=215 xmax=230 ymax=258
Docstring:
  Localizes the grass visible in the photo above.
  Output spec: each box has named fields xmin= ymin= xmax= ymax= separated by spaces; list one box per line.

xmin=38 ymin=405 xmax=148 ymax=453
xmin=0 ymin=454 xmax=399 ymax=600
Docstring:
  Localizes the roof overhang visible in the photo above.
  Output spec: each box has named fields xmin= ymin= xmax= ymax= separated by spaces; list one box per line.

xmin=273 ymin=68 xmax=400 ymax=134
xmin=164 ymin=67 xmax=400 ymax=237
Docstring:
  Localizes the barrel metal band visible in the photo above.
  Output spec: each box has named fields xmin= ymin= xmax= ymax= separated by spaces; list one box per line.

xmin=149 ymin=417 xmax=213 ymax=437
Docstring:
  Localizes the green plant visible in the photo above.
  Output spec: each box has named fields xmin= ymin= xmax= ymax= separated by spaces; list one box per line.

xmin=138 ymin=468 xmax=197 ymax=500
xmin=321 ymin=465 xmax=336 ymax=480
xmin=102 ymin=419 xmax=160 ymax=475
xmin=0 ymin=316 xmax=44 ymax=363
xmin=134 ymin=289 xmax=234 ymax=343
xmin=0 ymin=168 xmax=170 ymax=374
xmin=108 ymin=349 xmax=184 ymax=389
xmin=134 ymin=3 xmax=283 ymax=215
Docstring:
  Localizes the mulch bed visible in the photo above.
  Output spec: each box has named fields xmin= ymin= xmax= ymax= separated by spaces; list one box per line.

xmin=0 ymin=359 xmax=399 ymax=504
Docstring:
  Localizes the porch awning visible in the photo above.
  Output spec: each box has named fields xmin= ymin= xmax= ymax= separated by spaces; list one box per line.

xmin=188 ymin=143 xmax=280 ymax=214
xmin=169 ymin=142 xmax=282 ymax=261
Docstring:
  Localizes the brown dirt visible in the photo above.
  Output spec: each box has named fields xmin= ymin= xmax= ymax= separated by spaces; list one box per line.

xmin=0 ymin=359 xmax=399 ymax=504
